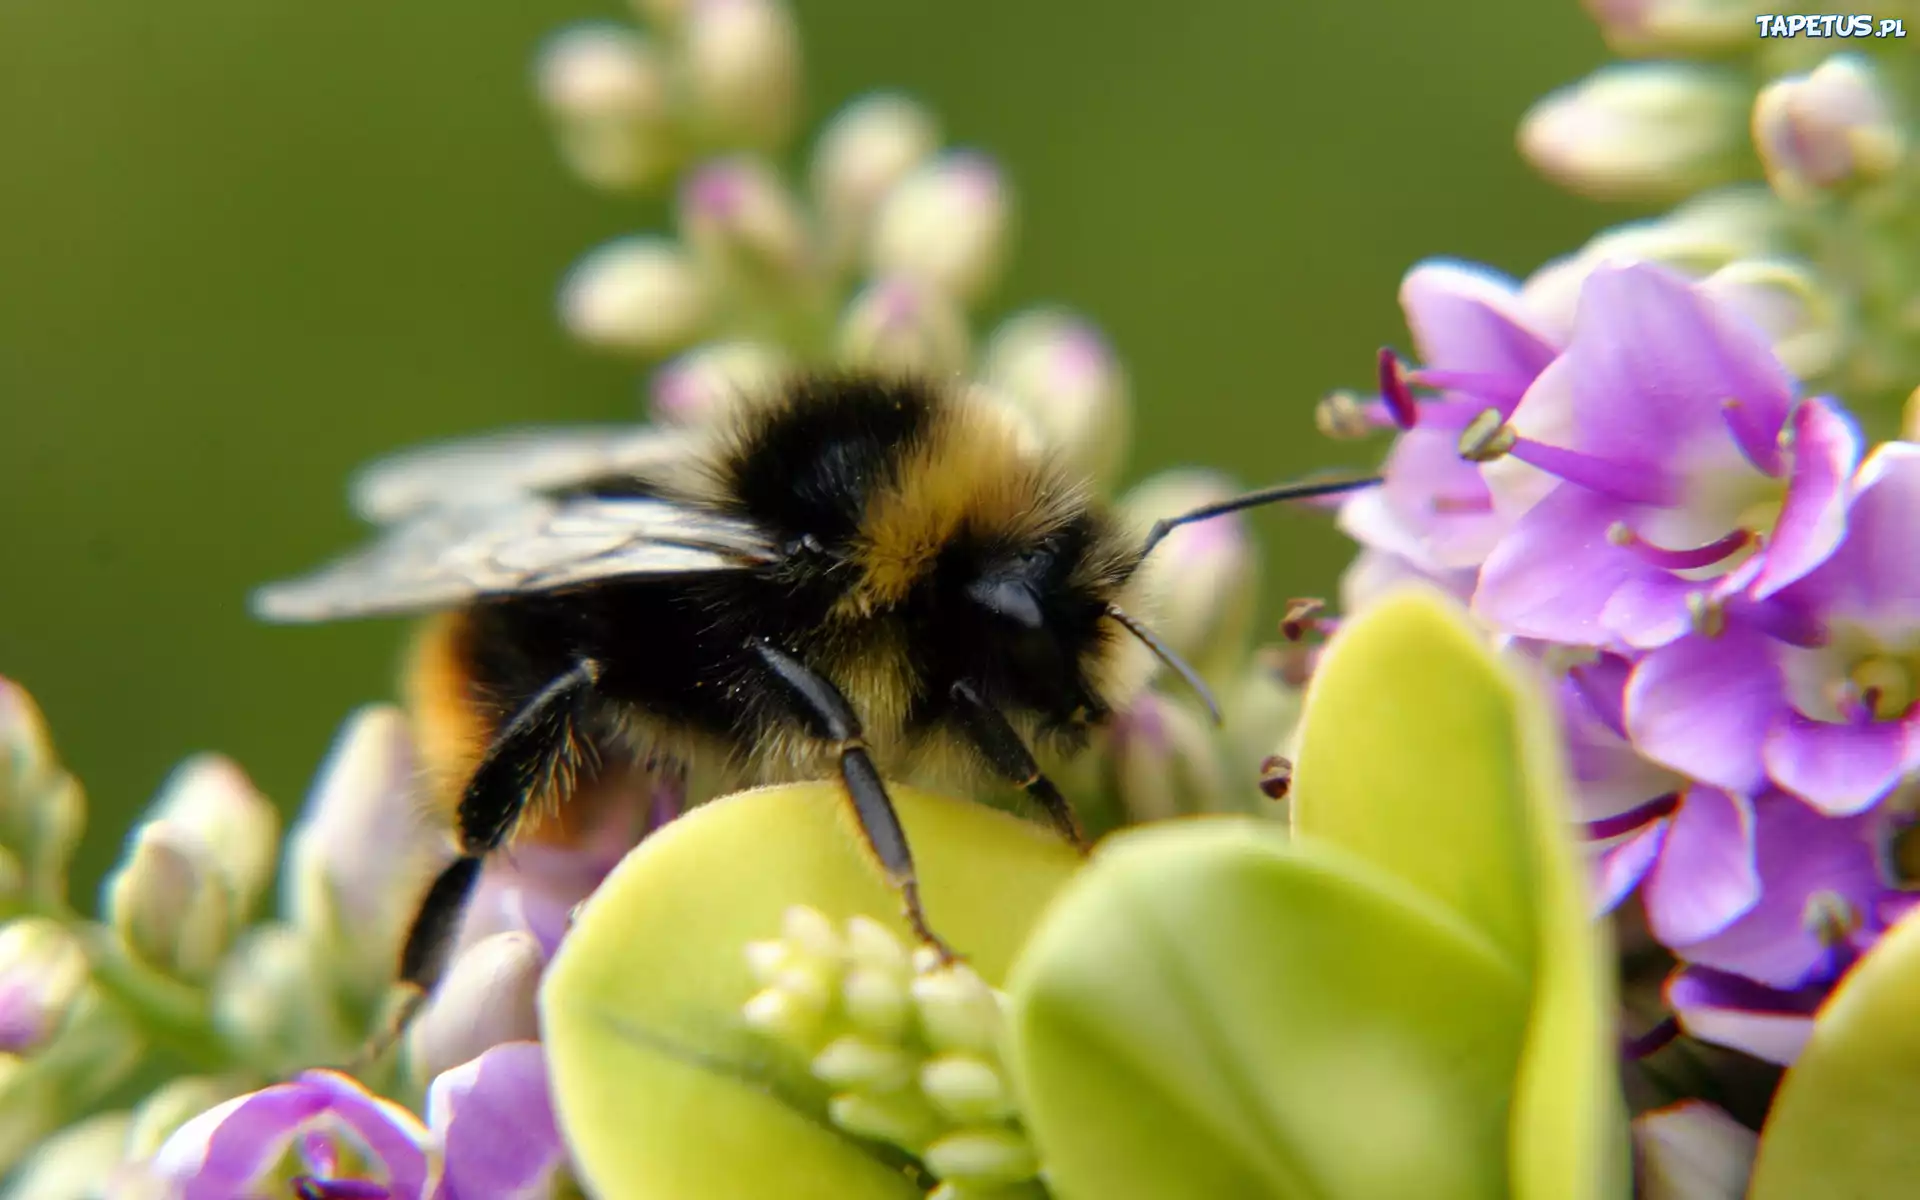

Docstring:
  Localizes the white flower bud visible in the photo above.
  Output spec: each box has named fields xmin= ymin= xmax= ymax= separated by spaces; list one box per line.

xmin=910 ymin=966 xmax=1003 ymax=1056
xmin=1753 ymin=55 xmax=1905 ymax=204
xmin=811 ymin=1035 xmax=914 ymax=1092
xmin=841 ymin=966 xmax=910 ymax=1042
xmin=811 ymin=94 xmax=941 ymax=270
xmin=1118 ymin=471 xmax=1260 ymax=675
xmin=147 ymin=755 xmax=279 ymax=922
xmin=648 ymin=340 xmax=791 ymax=425
xmin=836 ymin=276 xmax=971 ymax=378
xmin=828 ymin=1090 xmax=945 ymax=1152
xmin=1109 ymin=690 xmax=1231 ymax=822
xmin=922 ymin=1127 xmax=1040 ymax=1187
xmin=982 ymin=309 xmax=1131 ymax=489
xmin=536 ymin=25 xmax=677 ymax=192
xmin=1700 ymin=259 xmax=1844 ymax=379
xmin=868 ymin=151 xmax=1012 ymax=305
xmin=103 ymin=827 xmax=230 ymax=982
xmin=1519 ymin=63 xmax=1750 ymax=201
xmin=211 ymin=923 xmax=356 ymax=1074
xmin=0 ymin=678 xmax=84 ymax=899
xmin=560 ymin=236 xmax=713 ymax=357
xmin=284 ymin=706 xmax=450 ymax=999
xmin=919 ymin=1053 xmax=1016 ymax=1124
xmin=1583 ymin=0 xmax=1774 ymax=53
xmin=844 ymin=914 xmax=911 ymax=978
xmin=678 ymin=157 xmax=815 ymax=288
xmin=406 ymin=930 xmax=544 ymax=1086
xmin=0 ymin=918 xmax=88 ymax=1056
xmin=682 ymin=0 xmax=803 ymax=150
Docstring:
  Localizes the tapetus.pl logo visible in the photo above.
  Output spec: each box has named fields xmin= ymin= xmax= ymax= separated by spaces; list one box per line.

xmin=1756 ymin=13 xmax=1907 ymax=37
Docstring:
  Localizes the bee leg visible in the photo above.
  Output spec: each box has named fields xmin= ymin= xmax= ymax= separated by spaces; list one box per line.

xmin=948 ymin=680 xmax=1090 ymax=853
xmin=373 ymin=659 xmax=602 ymax=1060
xmin=750 ymin=640 xmax=960 ymax=965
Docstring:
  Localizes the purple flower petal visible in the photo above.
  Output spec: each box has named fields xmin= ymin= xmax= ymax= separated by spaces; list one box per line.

xmin=1644 ymin=787 xmax=1759 ymax=946
xmin=1764 ymin=712 xmax=1907 ymax=816
xmin=1674 ymin=792 xmax=1886 ymax=988
xmin=1598 ymin=570 xmax=1698 ymax=650
xmin=1474 ymin=483 xmax=1636 ymax=644
xmin=1784 ymin=442 xmax=1920 ymax=625
xmin=1399 ymin=260 xmax=1560 ymax=385
xmin=1667 ymin=965 xmax=1823 ymax=1065
xmin=1752 ymin=397 xmax=1860 ymax=598
xmin=1565 ymin=264 xmax=1794 ymax=477
xmin=1371 ymin=427 xmax=1507 ymax=569
xmin=429 ymin=1043 xmax=565 ymax=1200
xmin=1625 ymin=629 xmax=1782 ymax=796
xmin=1594 ymin=818 xmax=1668 ymax=915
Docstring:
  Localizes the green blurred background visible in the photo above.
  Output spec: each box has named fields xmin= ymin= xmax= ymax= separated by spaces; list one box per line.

xmin=0 ymin=0 xmax=1607 ymax=893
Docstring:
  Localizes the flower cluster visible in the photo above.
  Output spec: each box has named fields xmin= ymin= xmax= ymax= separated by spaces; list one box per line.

xmin=1320 ymin=0 xmax=1920 ymax=1098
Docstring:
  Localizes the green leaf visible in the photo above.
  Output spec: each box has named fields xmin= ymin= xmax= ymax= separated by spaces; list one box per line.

xmin=539 ymin=781 xmax=1081 ymax=1200
xmin=1006 ymin=818 xmax=1530 ymax=1200
xmin=1749 ymin=903 xmax=1920 ymax=1197
xmin=1290 ymin=586 xmax=1627 ymax=1200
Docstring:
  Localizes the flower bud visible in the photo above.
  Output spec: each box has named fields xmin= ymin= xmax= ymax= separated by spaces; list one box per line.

xmin=407 ymin=930 xmax=544 ymax=1086
xmin=868 ymin=150 xmax=1012 ymax=305
xmin=919 ymin=1053 xmax=1015 ymax=1124
xmin=536 ymin=24 xmax=677 ymax=192
xmin=682 ymin=0 xmax=802 ymax=150
xmin=0 ymin=918 xmax=88 ymax=1056
xmin=212 ymin=923 xmax=357 ymax=1074
xmin=103 ymin=827 xmax=230 ymax=982
xmin=4 ymin=1111 xmax=134 ymax=1200
xmin=1118 ymin=471 xmax=1260 ymax=675
xmin=125 ymin=1076 xmax=241 ymax=1162
xmin=828 ymin=1090 xmax=946 ymax=1152
xmin=812 ymin=1034 xmax=914 ymax=1092
xmin=678 ymin=157 xmax=815 ymax=290
xmin=1583 ymin=0 xmax=1773 ymax=53
xmin=1700 ymin=259 xmax=1844 ymax=379
xmin=0 ymin=678 xmax=84 ymax=901
xmin=286 ymin=706 xmax=451 ymax=999
xmin=923 ymin=1127 xmax=1040 ymax=1187
xmin=1108 ymin=691 xmax=1232 ymax=822
xmin=910 ymin=966 xmax=1003 ymax=1056
xmin=811 ymin=93 xmax=941 ymax=271
xmin=836 ymin=276 xmax=971 ymax=377
xmin=147 ymin=755 xmax=279 ymax=921
xmin=1753 ymin=55 xmax=1905 ymax=204
xmin=647 ymin=339 xmax=791 ymax=425
xmin=982 ymin=309 xmax=1131 ymax=489
xmin=560 ymin=236 xmax=713 ymax=357
xmin=1519 ymin=63 xmax=1750 ymax=201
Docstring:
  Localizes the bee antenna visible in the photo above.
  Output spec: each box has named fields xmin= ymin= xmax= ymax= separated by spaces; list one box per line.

xmin=1106 ymin=605 xmax=1223 ymax=725
xmin=1139 ymin=474 xmax=1382 ymax=560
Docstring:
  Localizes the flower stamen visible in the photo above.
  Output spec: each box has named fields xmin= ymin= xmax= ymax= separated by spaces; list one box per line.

xmin=1605 ymin=524 xmax=1754 ymax=571
xmin=1378 ymin=348 xmax=1419 ymax=430
xmin=1583 ymin=791 xmax=1681 ymax=840
xmin=1687 ymin=592 xmax=1728 ymax=637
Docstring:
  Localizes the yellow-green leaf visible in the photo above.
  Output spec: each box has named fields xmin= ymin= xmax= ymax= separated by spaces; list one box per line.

xmin=1749 ymin=903 xmax=1920 ymax=1197
xmin=1290 ymin=587 xmax=1626 ymax=1200
xmin=1007 ymin=817 xmax=1531 ymax=1200
xmin=541 ymin=781 xmax=1081 ymax=1200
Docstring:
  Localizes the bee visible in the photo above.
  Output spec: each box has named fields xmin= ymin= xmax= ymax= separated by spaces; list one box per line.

xmin=253 ymin=372 xmax=1375 ymax=1022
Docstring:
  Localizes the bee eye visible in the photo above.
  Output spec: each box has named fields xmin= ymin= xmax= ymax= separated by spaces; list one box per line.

xmin=964 ymin=576 xmax=1045 ymax=631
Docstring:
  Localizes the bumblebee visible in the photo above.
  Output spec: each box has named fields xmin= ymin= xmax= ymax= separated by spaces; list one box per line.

xmin=254 ymin=372 xmax=1374 ymax=1016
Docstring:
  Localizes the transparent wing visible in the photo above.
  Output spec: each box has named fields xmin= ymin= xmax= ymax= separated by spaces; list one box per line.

xmin=252 ymin=495 xmax=778 ymax=623
xmin=348 ymin=425 xmax=704 ymax=524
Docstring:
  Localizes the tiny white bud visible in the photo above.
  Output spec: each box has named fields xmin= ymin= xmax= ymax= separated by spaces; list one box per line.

xmin=560 ymin=236 xmax=713 ymax=356
xmin=744 ymin=937 xmax=792 ymax=985
xmin=407 ymin=930 xmax=544 ymax=1085
xmin=679 ymin=157 xmax=815 ymax=288
xmin=648 ymin=340 xmax=791 ymax=425
xmin=843 ymin=915 xmax=911 ymax=977
xmin=828 ymin=1090 xmax=945 ymax=1152
xmin=0 ymin=918 xmax=88 ymax=1056
xmin=0 ymin=678 xmax=84 ymax=896
xmin=910 ymin=967 xmax=1003 ymax=1056
xmin=773 ymin=960 xmax=836 ymax=1018
xmin=1519 ymin=63 xmax=1750 ymax=201
xmin=1584 ymin=0 xmax=1773 ymax=54
xmin=1118 ymin=471 xmax=1260 ymax=674
xmin=147 ymin=754 xmax=279 ymax=923
xmin=868 ymin=150 xmax=1012 ymax=305
xmin=983 ymin=309 xmax=1131 ymax=489
xmin=536 ymin=25 xmax=677 ymax=192
xmin=811 ymin=94 xmax=942 ymax=270
xmin=211 ymin=923 xmax=356 ymax=1074
xmin=811 ymin=1035 xmax=914 ymax=1092
xmin=837 ymin=276 xmax=971 ymax=377
xmin=1700 ymin=259 xmax=1843 ymax=379
xmin=841 ymin=966 xmax=910 ymax=1042
xmin=743 ymin=986 xmax=827 ymax=1049
xmin=1753 ymin=55 xmax=1905 ymax=205
xmin=922 ymin=1127 xmax=1041 ymax=1186
xmin=682 ymin=0 xmax=803 ymax=150
xmin=780 ymin=905 xmax=843 ymax=963
xmin=104 ymin=825 xmax=231 ymax=981
xmin=919 ymin=1053 xmax=1016 ymax=1124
